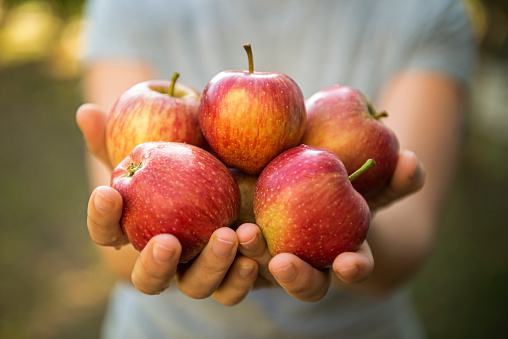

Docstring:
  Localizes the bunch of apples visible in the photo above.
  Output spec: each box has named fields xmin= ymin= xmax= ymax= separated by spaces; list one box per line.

xmin=107 ymin=44 xmax=399 ymax=268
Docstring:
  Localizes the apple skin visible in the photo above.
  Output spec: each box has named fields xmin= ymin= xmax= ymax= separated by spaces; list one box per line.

xmin=302 ymin=85 xmax=399 ymax=199
xmin=111 ymin=141 xmax=240 ymax=263
xmin=106 ymin=79 xmax=206 ymax=167
xmin=254 ymin=144 xmax=370 ymax=269
xmin=199 ymin=70 xmax=307 ymax=175
xmin=230 ymin=169 xmax=258 ymax=228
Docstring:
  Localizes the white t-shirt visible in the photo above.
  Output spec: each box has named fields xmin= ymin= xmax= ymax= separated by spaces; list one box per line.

xmin=83 ymin=0 xmax=475 ymax=100
xmin=82 ymin=1 xmax=476 ymax=338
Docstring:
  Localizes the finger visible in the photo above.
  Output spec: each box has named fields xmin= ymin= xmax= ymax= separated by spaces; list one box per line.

xmin=332 ymin=241 xmax=374 ymax=284
xmin=176 ymin=227 xmax=238 ymax=300
xmin=212 ymin=256 xmax=259 ymax=306
xmin=269 ymin=253 xmax=331 ymax=303
xmin=236 ymin=223 xmax=276 ymax=286
xmin=87 ymin=186 xmax=128 ymax=248
xmin=369 ymin=150 xmax=426 ymax=210
xmin=76 ymin=103 xmax=111 ymax=168
xmin=131 ymin=234 xmax=182 ymax=295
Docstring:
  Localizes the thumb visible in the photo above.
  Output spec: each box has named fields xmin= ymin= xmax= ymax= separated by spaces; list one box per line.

xmin=76 ymin=103 xmax=111 ymax=168
xmin=368 ymin=150 xmax=426 ymax=210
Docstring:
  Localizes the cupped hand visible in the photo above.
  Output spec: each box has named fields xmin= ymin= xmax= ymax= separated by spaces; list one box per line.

xmin=77 ymin=103 xmax=258 ymax=305
xmin=87 ymin=183 xmax=258 ymax=305
xmin=234 ymin=150 xmax=425 ymax=302
xmin=77 ymin=103 xmax=424 ymax=305
xmin=236 ymin=223 xmax=374 ymax=302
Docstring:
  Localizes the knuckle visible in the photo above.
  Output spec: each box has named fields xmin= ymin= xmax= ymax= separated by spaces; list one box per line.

xmin=287 ymin=283 xmax=326 ymax=303
xmin=201 ymin=259 xmax=231 ymax=278
xmin=87 ymin=218 xmax=109 ymax=245
xmin=131 ymin=274 xmax=156 ymax=295
xmin=134 ymin=284 xmax=159 ymax=296
xmin=215 ymin=294 xmax=245 ymax=307
xmin=87 ymin=216 xmax=122 ymax=246
xmin=178 ymin=284 xmax=211 ymax=300
xmin=132 ymin=270 xmax=171 ymax=296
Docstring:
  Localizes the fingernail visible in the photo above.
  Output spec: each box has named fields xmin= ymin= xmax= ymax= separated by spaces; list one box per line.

xmin=213 ymin=237 xmax=235 ymax=257
xmin=272 ymin=264 xmax=297 ymax=282
xmin=407 ymin=151 xmax=418 ymax=180
xmin=239 ymin=233 xmax=257 ymax=251
xmin=94 ymin=190 xmax=115 ymax=214
xmin=339 ymin=265 xmax=359 ymax=279
xmin=153 ymin=242 xmax=176 ymax=264
xmin=239 ymin=265 xmax=255 ymax=278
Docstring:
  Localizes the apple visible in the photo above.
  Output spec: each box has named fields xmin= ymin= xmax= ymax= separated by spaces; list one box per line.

xmin=253 ymin=144 xmax=373 ymax=269
xmin=106 ymin=73 xmax=205 ymax=167
xmin=301 ymin=85 xmax=399 ymax=199
xmin=111 ymin=141 xmax=240 ymax=263
xmin=199 ymin=43 xmax=307 ymax=174
xmin=230 ymin=169 xmax=258 ymax=228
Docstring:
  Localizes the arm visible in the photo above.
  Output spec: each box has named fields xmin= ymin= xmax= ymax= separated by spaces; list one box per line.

xmin=335 ymin=70 xmax=465 ymax=294
xmin=363 ymin=70 xmax=465 ymax=293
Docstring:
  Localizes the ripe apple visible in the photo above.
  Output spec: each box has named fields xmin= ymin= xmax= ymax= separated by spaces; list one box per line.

xmin=199 ymin=44 xmax=307 ymax=174
xmin=106 ymin=73 xmax=205 ymax=167
xmin=302 ymin=85 xmax=399 ymax=199
xmin=111 ymin=141 xmax=240 ymax=263
xmin=230 ymin=169 xmax=258 ymax=228
xmin=253 ymin=144 xmax=372 ymax=269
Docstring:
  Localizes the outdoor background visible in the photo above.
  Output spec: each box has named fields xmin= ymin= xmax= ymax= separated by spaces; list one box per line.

xmin=0 ymin=0 xmax=507 ymax=338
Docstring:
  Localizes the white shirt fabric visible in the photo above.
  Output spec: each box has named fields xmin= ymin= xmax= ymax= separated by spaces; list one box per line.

xmin=83 ymin=0 xmax=475 ymax=100
xmin=82 ymin=0 xmax=476 ymax=338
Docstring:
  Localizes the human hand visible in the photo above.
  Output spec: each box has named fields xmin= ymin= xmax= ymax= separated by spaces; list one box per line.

xmin=76 ymin=103 xmax=111 ymax=169
xmin=236 ymin=223 xmax=373 ymax=302
xmin=234 ymin=150 xmax=425 ymax=302
xmin=367 ymin=150 xmax=426 ymax=211
xmin=77 ymin=103 xmax=258 ymax=305
xmin=76 ymin=103 xmax=425 ymax=304
xmin=87 ymin=185 xmax=257 ymax=302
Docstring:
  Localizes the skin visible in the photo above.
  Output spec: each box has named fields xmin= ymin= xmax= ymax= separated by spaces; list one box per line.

xmin=77 ymin=59 xmax=462 ymax=305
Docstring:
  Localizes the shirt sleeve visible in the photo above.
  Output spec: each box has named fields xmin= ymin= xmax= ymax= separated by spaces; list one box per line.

xmin=404 ymin=0 xmax=478 ymax=88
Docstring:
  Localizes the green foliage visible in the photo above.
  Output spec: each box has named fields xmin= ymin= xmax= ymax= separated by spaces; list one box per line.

xmin=2 ymin=0 xmax=85 ymax=17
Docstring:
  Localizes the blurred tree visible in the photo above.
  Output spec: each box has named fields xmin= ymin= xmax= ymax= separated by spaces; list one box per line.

xmin=2 ymin=0 xmax=85 ymax=18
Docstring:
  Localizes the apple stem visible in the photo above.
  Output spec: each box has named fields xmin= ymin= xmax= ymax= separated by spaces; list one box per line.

xmin=366 ymin=97 xmax=389 ymax=120
xmin=243 ymin=43 xmax=254 ymax=73
xmin=127 ymin=162 xmax=143 ymax=177
xmin=374 ymin=111 xmax=389 ymax=119
xmin=349 ymin=159 xmax=376 ymax=181
xmin=169 ymin=72 xmax=180 ymax=97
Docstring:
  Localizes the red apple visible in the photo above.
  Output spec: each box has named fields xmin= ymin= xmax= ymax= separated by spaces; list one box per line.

xmin=199 ymin=44 xmax=307 ymax=174
xmin=106 ymin=73 xmax=205 ymax=167
xmin=254 ymin=145 xmax=372 ymax=269
xmin=111 ymin=141 xmax=240 ymax=263
xmin=302 ymin=85 xmax=399 ymax=199
xmin=230 ymin=169 xmax=258 ymax=228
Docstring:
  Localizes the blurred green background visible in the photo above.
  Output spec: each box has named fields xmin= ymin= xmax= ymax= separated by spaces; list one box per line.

xmin=0 ymin=0 xmax=507 ymax=338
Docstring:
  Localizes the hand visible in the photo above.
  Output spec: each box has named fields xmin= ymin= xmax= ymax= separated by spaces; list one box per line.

xmin=87 ymin=185 xmax=258 ymax=301
xmin=77 ymin=103 xmax=258 ymax=306
xmin=76 ymin=103 xmax=425 ymax=304
xmin=236 ymin=223 xmax=374 ymax=302
xmin=234 ymin=150 xmax=425 ymax=302
xmin=76 ymin=103 xmax=111 ymax=169
xmin=367 ymin=150 xmax=426 ymax=211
